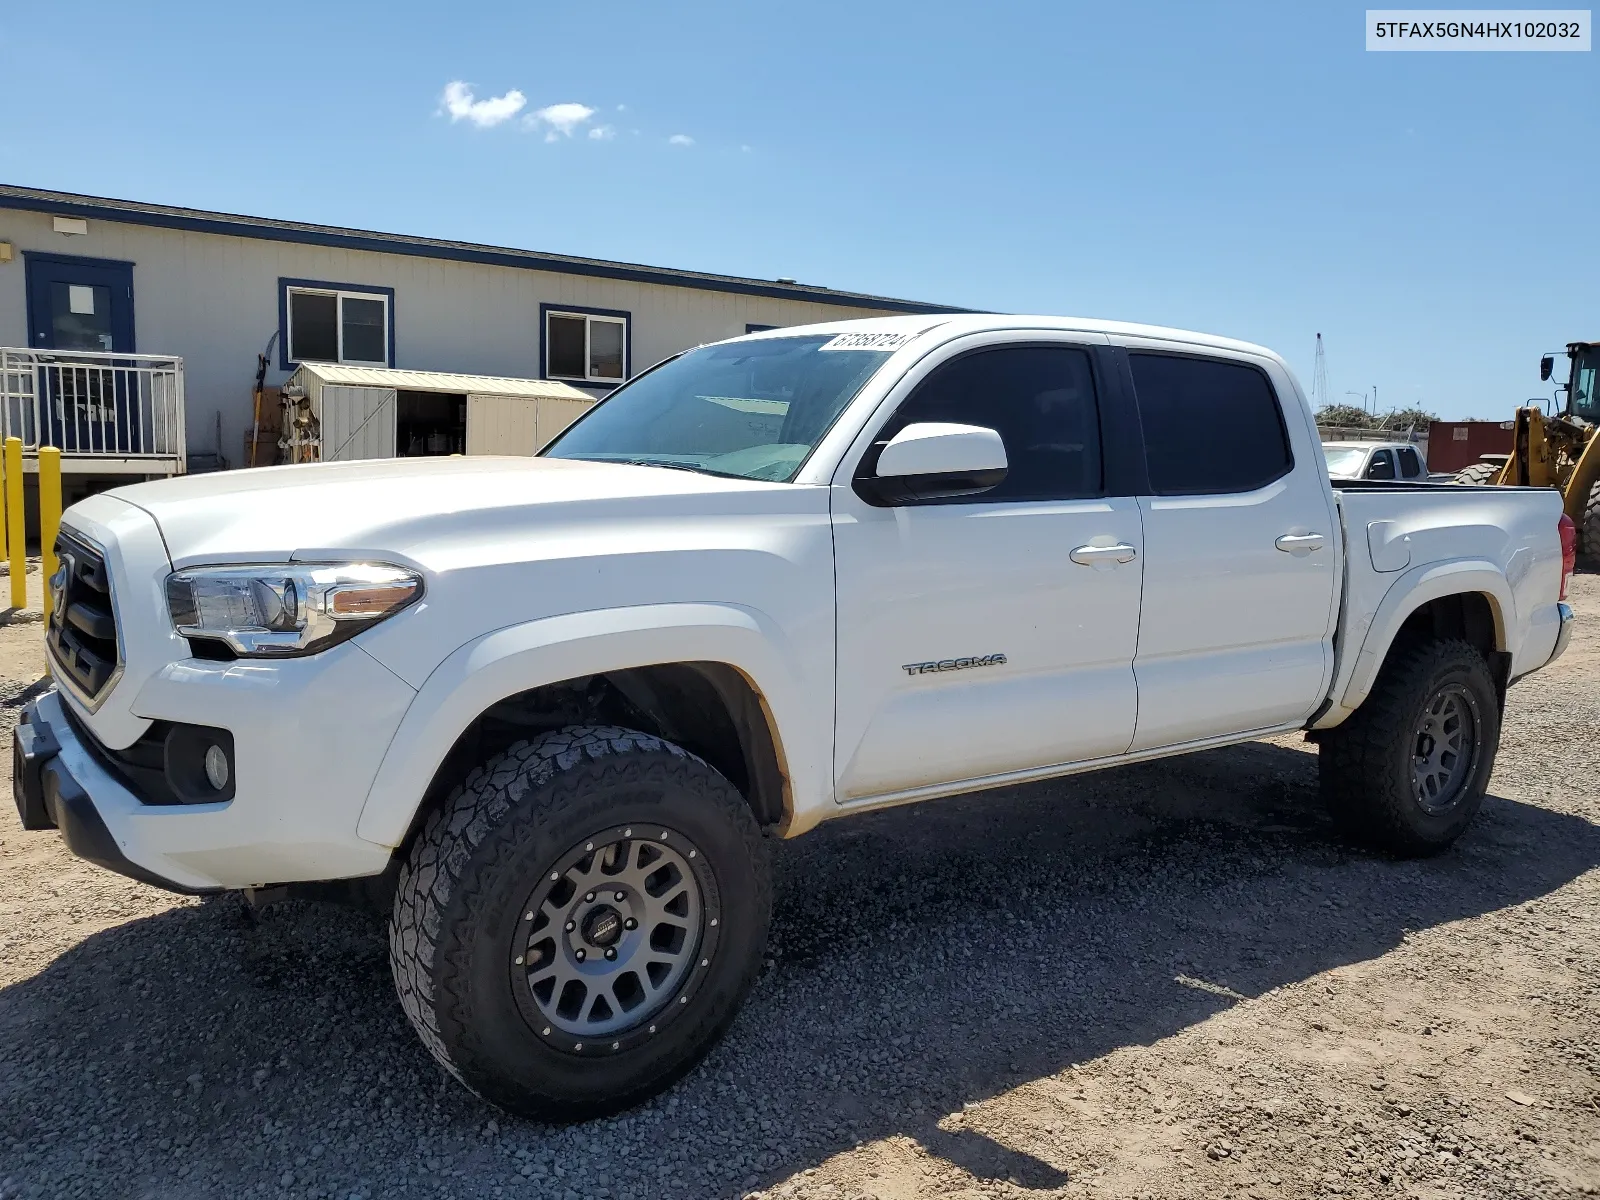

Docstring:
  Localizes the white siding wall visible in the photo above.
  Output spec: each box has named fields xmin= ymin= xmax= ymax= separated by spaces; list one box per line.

xmin=0 ymin=208 xmax=923 ymax=465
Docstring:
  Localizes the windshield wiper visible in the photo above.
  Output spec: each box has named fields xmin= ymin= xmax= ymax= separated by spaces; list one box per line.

xmin=614 ymin=458 xmax=749 ymax=480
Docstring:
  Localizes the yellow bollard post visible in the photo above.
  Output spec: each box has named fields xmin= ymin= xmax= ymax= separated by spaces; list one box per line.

xmin=39 ymin=447 xmax=61 ymax=626
xmin=4 ymin=438 xmax=23 ymax=611
xmin=0 ymin=433 xmax=7 ymax=565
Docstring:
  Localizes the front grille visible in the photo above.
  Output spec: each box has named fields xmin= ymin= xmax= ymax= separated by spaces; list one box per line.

xmin=48 ymin=533 xmax=121 ymax=703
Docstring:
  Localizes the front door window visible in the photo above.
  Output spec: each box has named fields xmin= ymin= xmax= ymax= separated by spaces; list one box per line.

xmin=48 ymin=282 xmax=116 ymax=352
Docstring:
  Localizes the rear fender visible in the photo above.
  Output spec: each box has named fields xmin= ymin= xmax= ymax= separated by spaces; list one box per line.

xmin=355 ymin=603 xmax=823 ymax=847
xmin=1312 ymin=561 xmax=1512 ymax=730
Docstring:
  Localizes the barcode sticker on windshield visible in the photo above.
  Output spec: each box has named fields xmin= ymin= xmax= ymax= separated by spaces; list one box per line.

xmin=818 ymin=331 xmax=917 ymax=352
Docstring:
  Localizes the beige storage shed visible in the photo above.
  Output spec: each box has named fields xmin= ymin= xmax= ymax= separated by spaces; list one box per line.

xmin=280 ymin=363 xmax=595 ymax=464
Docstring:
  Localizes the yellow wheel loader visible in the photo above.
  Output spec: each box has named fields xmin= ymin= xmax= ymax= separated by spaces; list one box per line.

xmin=1454 ymin=341 xmax=1600 ymax=559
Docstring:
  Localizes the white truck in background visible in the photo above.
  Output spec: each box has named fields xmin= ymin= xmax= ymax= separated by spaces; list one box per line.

xmin=14 ymin=315 xmax=1575 ymax=1120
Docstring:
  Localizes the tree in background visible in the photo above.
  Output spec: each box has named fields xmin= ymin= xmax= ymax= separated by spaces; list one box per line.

xmin=1315 ymin=403 xmax=1440 ymax=431
xmin=1378 ymin=406 xmax=1438 ymax=431
xmin=1316 ymin=403 xmax=1376 ymax=428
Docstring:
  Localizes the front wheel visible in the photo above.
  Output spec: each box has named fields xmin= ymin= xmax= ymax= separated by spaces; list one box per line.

xmin=1581 ymin=478 xmax=1600 ymax=565
xmin=1318 ymin=639 xmax=1501 ymax=857
xmin=389 ymin=726 xmax=771 ymax=1120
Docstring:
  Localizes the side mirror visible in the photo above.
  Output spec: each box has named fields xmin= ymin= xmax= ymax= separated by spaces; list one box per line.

xmin=856 ymin=422 xmax=1008 ymax=506
xmin=1541 ymin=354 xmax=1554 ymax=382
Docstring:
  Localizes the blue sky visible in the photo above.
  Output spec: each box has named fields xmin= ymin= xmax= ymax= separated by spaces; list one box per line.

xmin=2 ymin=0 xmax=1594 ymax=417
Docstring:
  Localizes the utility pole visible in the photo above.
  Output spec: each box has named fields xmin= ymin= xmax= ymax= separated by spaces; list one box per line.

xmin=1372 ymin=385 xmax=1378 ymax=417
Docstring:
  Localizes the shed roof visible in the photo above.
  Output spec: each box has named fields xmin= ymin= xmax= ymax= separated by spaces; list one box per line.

xmin=292 ymin=362 xmax=593 ymax=400
xmin=0 ymin=184 xmax=969 ymax=315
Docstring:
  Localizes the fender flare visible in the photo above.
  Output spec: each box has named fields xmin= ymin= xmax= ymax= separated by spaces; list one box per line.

xmin=1312 ymin=560 xmax=1512 ymax=730
xmin=354 ymin=602 xmax=823 ymax=848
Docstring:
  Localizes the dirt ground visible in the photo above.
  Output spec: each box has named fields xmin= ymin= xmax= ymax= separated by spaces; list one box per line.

xmin=0 ymin=577 xmax=1596 ymax=1200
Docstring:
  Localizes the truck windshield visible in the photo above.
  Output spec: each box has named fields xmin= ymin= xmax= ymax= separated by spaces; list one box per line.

xmin=542 ymin=335 xmax=896 ymax=482
xmin=1321 ymin=446 xmax=1367 ymax=477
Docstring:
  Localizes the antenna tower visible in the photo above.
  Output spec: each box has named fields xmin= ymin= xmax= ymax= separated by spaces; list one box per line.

xmin=1311 ymin=333 xmax=1331 ymax=413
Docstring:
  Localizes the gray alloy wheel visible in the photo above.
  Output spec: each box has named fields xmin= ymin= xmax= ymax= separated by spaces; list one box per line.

xmin=512 ymin=826 xmax=715 ymax=1049
xmin=1411 ymin=683 xmax=1481 ymax=815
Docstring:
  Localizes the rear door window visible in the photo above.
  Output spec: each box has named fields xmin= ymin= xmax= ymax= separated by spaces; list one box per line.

xmin=1129 ymin=354 xmax=1292 ymax=495
xmin=1397 ymin=446 xmax=1423 ymax=478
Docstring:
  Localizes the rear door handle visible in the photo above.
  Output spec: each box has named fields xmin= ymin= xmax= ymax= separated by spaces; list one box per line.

xmin=1275 ymin=532 xmax=1326 ymax=555
xmin=1070 ymin=542 xmax=1138 ymax=566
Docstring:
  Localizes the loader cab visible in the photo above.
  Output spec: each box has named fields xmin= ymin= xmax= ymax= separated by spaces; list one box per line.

xmin=1565 ymin=342 xmax=1599 ymax=424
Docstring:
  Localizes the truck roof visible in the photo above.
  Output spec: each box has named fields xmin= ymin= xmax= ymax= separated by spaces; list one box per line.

xmin=732 ymin=314 xmax=1287 ymax=366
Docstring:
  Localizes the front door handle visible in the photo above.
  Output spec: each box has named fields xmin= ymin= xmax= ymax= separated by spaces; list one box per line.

xmin=1275 ymin=532 xmax=1326 ymax=555
xmin=1070 ymin=542 xmax=1138 ymax=566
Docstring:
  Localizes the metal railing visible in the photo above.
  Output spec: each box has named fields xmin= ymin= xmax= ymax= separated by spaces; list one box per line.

xmin=0 ymin=347 xmax=186 ymax=464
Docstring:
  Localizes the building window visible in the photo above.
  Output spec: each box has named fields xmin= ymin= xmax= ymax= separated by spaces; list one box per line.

xmin=280 ymin=279 xmax=393 ymax=368
xmin=543 ymin=306 xmax=629 ymax=383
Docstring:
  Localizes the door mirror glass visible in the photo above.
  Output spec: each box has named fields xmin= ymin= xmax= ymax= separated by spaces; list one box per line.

xmin=1540 ymin=354 xmax=1554 ymax=382
xmin=860 ymin=422 xmax=1008 ymax=505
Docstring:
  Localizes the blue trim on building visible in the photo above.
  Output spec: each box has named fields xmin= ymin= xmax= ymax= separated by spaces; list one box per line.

xmin=0 ymin=187 xmax=969 ymax=315
xmin=277 ymin=277 xmax=397 ymax=371
xmin=539 ymin=303 xmax=633 ymax=385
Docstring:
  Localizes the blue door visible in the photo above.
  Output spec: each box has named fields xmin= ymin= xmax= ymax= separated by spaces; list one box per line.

xmin=24 ymin=253 xmax=139 ymax=452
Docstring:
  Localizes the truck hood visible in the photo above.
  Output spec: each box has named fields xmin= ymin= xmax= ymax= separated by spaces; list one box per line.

xmin=107 ymin=456 xmax=810 ymax=567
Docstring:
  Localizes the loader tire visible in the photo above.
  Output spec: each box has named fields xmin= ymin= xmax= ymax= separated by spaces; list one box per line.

xmin=389 ymin=725 xmax=770 ymax=1121
xmin=1452 ymin=462 xmax=1500 ymax=486
xmin=1582 ymin=479 xmax=1600 ymax=566
xmin=1318 ymin=639 xmax=1500 ymax=858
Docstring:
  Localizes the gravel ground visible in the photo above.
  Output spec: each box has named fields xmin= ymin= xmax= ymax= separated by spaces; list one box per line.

xmin=1 ymin=576 xmax=1597 ymax=1200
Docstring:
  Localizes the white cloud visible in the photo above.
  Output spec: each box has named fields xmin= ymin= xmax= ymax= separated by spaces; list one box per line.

xmin=668 ymin=134 xmax=695 ymax=147
xmin=440 ymin=80 xmax=526 ymax=128
xmin=588 ymin=124 xmax=616 ymax=141
xmin=526 ymin=102 xmax=596 ymax=141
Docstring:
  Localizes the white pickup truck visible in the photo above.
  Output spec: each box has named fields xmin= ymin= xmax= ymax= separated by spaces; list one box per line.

xmin=15 ymin=315 xmax=1576 ymax=1120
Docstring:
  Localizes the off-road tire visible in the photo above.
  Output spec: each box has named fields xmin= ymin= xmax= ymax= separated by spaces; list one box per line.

xmin=389 ymin=725 xmax=771 ymax=1121
xmin=1581 ymin=479 xmax=1600 ymax=566
xmin=1453 ymin=461 xmax=1500 ymax=486
xmin=1318 ymin=639 xmax=1501 ymax=857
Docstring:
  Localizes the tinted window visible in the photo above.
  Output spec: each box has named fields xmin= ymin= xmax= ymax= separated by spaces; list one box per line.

xmin=289 ymin=291 xmax=338 ymax=362
xmin=877 ymin=346 xmax=1102 ymax=501
xmin=1131 ymin=354 xmax=1291 ymax=495
xmin=1398 ymin=446 xmax=1423 ymax=478
xmin=547 ymin=314 xmax=587 ymax=379
xmin=1366 ymin=450 xmax=1396 ymax=480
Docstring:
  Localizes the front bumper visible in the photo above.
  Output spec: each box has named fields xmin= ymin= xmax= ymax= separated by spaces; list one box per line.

xmin=16 ymin=638 xmax=414 ymax=890
xmin=13 ymin=695 xmax=214 ymax=894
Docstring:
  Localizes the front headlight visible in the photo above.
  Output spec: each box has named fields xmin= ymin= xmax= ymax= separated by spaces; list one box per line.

xmin=165 ymin=562 xmax=423 ymax=657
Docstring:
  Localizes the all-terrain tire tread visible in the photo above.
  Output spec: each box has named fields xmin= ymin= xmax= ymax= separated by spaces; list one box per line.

xmin=387 ymin=725 xmax=769 ymax=1109
xmin=1452 ymin=462 xmax=1500 ymax=486
xmin=1581 ymin=479 xmax=1600 ymax=566
xmin=1319 ymin=638 xmax=1495 ymax=857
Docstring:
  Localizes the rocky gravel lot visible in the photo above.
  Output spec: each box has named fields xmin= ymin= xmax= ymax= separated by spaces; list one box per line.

xmin=1 ymin=576 xmax=1597 ymax=1200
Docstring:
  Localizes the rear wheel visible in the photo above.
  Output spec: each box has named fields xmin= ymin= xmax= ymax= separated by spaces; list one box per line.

xmin=389 ymin=725 xmax=770 ymax=1120
xmin=1453 ymin=461 xmax=1501 ymax=486
xmin=1318 ymin=639 xmax=1500 ymax=857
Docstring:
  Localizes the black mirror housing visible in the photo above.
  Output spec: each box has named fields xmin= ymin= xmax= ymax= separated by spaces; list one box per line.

xmin=1540 ymin=354 xmax=1554 ymax=382
xmin=854 ymin=467 xmax=1007 ymax=507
